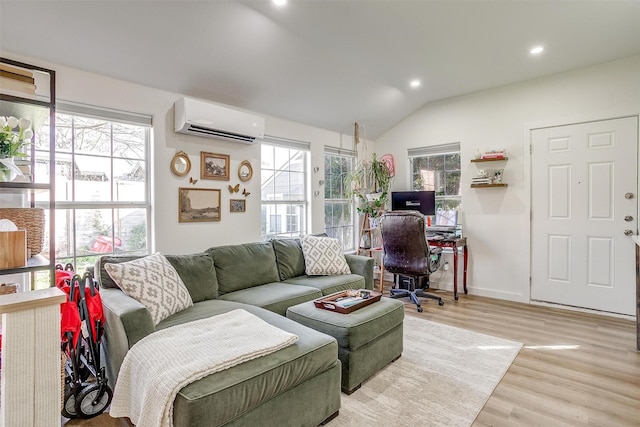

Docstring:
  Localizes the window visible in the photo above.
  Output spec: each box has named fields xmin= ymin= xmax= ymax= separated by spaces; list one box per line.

xmin=261 ymin=139 xmax=309 ymax=240
xmin=408 ymin=143 xmax=461 ymax=211
xmin=324 ymin=147 xmax=355 ymax=251
xmin=35 ymin=103 xmax=151 ymax=271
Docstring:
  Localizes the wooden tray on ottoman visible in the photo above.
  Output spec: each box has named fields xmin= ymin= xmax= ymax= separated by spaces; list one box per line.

xmin=314 ymin=289 xmax=382 ymax=314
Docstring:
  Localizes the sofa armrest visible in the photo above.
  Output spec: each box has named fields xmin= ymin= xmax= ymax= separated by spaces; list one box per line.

xmin=344 ymin=254 xmax=374 ymax=290
xmin=100 ymin=288 xmax=155 ymax=385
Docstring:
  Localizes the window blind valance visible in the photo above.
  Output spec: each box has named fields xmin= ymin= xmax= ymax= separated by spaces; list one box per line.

xmin=407 ymin=142 xmax=460 ymax=158
xmin=58 ymin=100 xmax=152 ymax=127
xmin=324 ymin=146 xmax=356 ymax=157
xmin=262 ymin=135 xmax=310 ymax=151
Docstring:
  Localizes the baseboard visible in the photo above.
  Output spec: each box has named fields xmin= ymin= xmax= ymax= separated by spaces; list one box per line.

xmin=530 ymin=300 xmax=635 ymax=320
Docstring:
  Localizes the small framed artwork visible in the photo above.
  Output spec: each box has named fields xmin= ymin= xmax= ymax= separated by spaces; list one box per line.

xmin=179 ymin=187 xmax=221 ymax=222
xmin=230 ymin=199 xmax=246 ymax=213
xmin=493 ymin=169 xmax=504 ymax=183
xmin=201 ymin=152 xmax=230 ymax=181
xmin=238 ymin=160 xmax=253 ymax=182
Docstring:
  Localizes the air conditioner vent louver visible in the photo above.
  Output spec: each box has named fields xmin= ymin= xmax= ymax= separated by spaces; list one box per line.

xmin=186 ymin=125 xmax=257 ymax=143
xmin=174 ymin=97 xmax=265 ymax=144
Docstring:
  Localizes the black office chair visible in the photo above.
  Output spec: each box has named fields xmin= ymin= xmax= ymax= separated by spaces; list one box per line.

xmin=380 ymin=210 xmax=444 ymax=312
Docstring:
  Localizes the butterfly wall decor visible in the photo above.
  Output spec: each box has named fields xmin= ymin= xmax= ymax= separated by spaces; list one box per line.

xmin=228 ymin=183 xmax=240 ymax=193
xmin=189 ymin=177 xmax=198 ymax=185
xmin=242 ymin=188 xmax=251 ymax=197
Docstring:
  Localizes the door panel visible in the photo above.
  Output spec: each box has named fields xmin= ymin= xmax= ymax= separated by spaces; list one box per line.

xmin=531 ymin=117 xmax=638 ymax=315
xmin=548 ymin=235 xmax=571 ymax=282
xmin=549 ymin=165 xmax=571 ymax=218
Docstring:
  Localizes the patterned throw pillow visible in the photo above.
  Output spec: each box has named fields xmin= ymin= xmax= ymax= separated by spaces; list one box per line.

xmin=104 ymin=252 xmax=193 ymax=325
xmin=300 ymin=235 xmax=351 ymax=276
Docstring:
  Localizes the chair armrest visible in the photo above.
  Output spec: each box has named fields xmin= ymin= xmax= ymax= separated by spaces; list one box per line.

xmin=344 ymin=254 xmax=374 ymax=290
xmin=100 ymin=288 xmax=155 ymax=385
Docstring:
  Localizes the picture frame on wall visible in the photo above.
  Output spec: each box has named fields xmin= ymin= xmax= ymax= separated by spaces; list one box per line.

xmin=230 ymin=199 xmax=246 ymax=213
xmin=179 ymin=187 xmax=221 ymax=222
xmin=201 ymin=152 xmax=230 ymax=181
xmin=238 ymin=160 xmax=253 ymax=182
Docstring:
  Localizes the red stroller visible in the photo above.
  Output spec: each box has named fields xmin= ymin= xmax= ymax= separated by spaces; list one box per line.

xmin=57 ymin=265 xmax=112 ymax=419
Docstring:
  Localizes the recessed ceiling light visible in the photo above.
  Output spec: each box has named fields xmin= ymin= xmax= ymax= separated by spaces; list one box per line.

xmin=273 ymin=0 xmax=287 ymax=6
xmin=530 ymin=46 xmax=544 ymax=55
xmin=410 ymin=79 xmax=421 ymax=88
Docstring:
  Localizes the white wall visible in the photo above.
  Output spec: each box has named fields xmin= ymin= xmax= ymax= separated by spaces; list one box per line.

xmin=375 ymin=55 xmax=640 ymax=302
xmin=1 ymin=53 xmax=355 ymax=254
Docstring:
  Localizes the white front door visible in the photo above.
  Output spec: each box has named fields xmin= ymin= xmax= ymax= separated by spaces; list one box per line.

xmin=531 ymin=117 xmax=638 ymax=315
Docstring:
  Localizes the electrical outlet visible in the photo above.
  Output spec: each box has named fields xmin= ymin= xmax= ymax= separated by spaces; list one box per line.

xmin=444 ymin=261 xmax=449 ymax=271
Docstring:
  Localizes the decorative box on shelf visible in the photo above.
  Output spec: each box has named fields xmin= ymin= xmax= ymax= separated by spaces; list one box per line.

xmin=0 ymin=229 xmax=26 ymax=269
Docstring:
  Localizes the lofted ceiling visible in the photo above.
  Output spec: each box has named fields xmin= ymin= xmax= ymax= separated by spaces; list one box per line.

xmin=1 ymin=1 xmax=639 ymax=140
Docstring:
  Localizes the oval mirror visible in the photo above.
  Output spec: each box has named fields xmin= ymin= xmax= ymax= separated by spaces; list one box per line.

xmin=171 ymin=151 xmax=191 ymax=177
xmin=238 ymin=160 xmax=253 ymax=182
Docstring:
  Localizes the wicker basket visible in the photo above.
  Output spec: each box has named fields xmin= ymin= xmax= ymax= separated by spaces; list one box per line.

xmin=0 ymin=208 xmax=45 ymax=256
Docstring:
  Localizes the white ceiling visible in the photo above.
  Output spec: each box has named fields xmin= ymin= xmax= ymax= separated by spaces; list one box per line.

xmin=1 ymin=1 xmax=639 ymax=139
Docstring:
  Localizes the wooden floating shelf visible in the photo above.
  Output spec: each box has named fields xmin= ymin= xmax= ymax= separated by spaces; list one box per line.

xmin=470 ymin=183 xmax=508 ymax=188
xmin=471 ymin=157 xmax=508 ymax=163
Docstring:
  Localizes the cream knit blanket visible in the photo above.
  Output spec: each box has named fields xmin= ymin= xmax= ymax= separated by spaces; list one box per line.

xmin=109 ymin=309 xmax=298 ymax=427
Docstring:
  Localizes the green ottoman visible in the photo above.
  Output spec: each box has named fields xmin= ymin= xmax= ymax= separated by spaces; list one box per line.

xmin=286 ymin=297 xmax=404 ymax=394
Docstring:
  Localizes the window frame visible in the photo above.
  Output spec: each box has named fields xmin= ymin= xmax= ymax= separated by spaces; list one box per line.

xmin=408 ymin=143 xmax=461 ymax=211
xmin=323 ymin=146 xmax=356 ymax=251
xmin=43 ymin=103 xmax=152 ymax=270
xmin=260 ymin=137 xmax=310 ymax=241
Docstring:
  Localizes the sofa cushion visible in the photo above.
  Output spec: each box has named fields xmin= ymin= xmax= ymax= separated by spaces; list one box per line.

xmin=283 ymin=273 xmax=364 ymax=296
xmin=96 ymin=253 xmax=218 ymax=302
xmin=271 ymin=238 xmax=306 ymax=280
xmin=155 ymin=299 xmax=339 ymax=427
xmin=104 ymin=253 xmax=193 ymax=325
xmin=207 ymin=242 xmax=280 ymax=294
xmin=218 ymin=282 xmax=322 ymax=316
xmin=300 ymin=235 xmax=351 ymax=276
xmin=163 ymin=253 xmax=218 ymax=302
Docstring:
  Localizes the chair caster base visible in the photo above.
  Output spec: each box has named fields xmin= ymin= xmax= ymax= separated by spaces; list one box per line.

xmin=438 ymin=300 xmax=445 ymax=306
xmin=417 ymin=306 xmax=423 ymax=312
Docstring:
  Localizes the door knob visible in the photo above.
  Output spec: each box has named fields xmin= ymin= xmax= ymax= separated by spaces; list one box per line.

xmin=624 ymin=229 xmax=634 ymax=236
xmin=625 ymin=215 xmax=633 ymax=222
xmin=625 ymin=192 xmax=634 ymax=199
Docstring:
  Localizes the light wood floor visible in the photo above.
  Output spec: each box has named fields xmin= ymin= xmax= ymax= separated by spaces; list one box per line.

xmin=64 ymin=288 xmax=640 ymax=426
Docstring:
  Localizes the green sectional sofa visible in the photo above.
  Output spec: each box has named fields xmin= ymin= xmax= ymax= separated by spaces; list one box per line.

xmin=97 ymin=238 xmax=374 ymax=427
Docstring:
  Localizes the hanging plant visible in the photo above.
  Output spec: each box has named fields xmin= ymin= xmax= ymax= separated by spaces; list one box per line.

xmin=345 ymin=153 xmax=393 ymax=218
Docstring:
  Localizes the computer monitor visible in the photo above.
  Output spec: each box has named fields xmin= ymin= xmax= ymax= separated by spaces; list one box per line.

xmin=391 ymin=191 xmax=436 ymax=216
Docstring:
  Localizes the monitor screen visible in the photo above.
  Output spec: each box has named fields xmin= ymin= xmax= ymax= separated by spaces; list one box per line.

xmin=391 ymin=191 xmax=436 ymax=216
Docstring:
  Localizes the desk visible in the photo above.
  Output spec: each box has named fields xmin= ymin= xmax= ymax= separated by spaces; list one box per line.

xmin=427 ymin=237 xmax=468 ymax=300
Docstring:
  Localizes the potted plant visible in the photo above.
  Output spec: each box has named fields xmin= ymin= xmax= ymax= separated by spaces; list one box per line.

xmin=346 ymin=153 xmax=393 ymax=222
xmin=0 ymin=116 xmax=32 ymax=182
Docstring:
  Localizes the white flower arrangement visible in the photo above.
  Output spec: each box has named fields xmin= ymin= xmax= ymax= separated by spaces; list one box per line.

xmin=0 ymin=115 xmax=33 ymax=158
xmin=0 ymin=116 xmax=33 ymax=181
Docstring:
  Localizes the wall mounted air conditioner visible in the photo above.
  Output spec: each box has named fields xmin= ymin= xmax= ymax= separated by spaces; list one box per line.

xmin=174 ymin=97 xmax=265 ymax=144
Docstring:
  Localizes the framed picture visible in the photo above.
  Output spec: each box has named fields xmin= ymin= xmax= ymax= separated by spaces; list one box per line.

xmin=201 ymin=152 xmax=230 ymax=181
xmin=493 ymin=169 xmax=504 ymax=183
xmin=230 ymin=199 xmax=246 ymax=213
xmin=238 ymin=160 xmax=253 ymax=182
xmin=179 ymin=187 xmax=221 ymax=222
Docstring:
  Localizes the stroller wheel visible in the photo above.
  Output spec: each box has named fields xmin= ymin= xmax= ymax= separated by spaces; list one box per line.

xmin=62 ymin=389 xmax=77 ymax=419
xmin=75 ymin=383 xmax=113 ymax=419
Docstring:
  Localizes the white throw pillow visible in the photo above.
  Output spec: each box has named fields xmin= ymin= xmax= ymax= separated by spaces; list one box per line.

xmin=300 ymin=235 xmax=351 ymax=276
xmin=104 ymin=252 xmax=193 ymax=325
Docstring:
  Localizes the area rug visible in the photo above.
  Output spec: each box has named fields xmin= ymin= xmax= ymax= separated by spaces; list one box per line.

xmin=329 ymin=315 xmax=523 ymax=427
